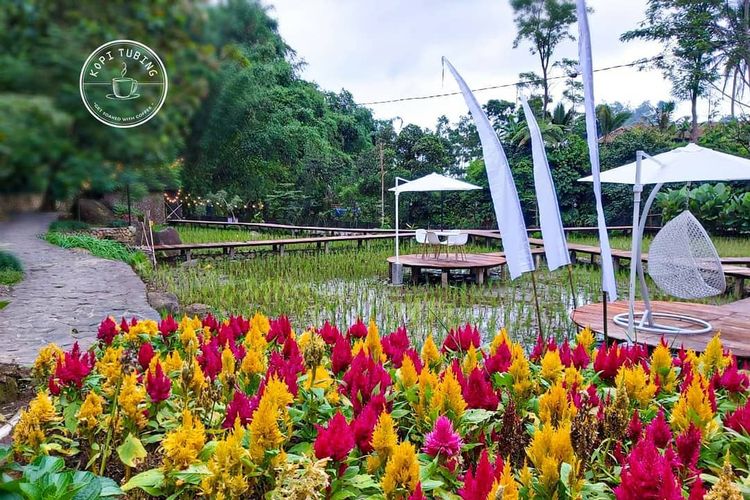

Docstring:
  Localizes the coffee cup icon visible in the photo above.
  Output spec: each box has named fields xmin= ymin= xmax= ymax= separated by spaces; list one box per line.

xmin=109 ymin=77 xmax=139 ymax=100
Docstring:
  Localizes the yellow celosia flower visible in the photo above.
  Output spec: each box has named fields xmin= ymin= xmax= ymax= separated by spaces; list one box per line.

xmin=163 ymin=350 xmax=183 ymax=374
xmin=240 ymin=348 xmax=266 ymax=376
xmin=539 ymin=380 xmax=576 ymax=427
xmin=297 ymin=329 xmax=314 ymax=352
xmin=416 ymin=368 xmax=439 ymax=421
xmin=489 ymin=328 xmax=511 ymax=355
xmin=497 ymin=460 xmax=520 ymax=500
xmin=540 ymin=349 xmax=564 ymax=382
xmin=575 ymin=327 xmax=595 ymax=354
xmin=615 ymin=365 xmax=657 ymax=408
xmin=13 ymin=391 xmax=58 ymax=449
xmin=249 ymin=394 xmax=285 ymax=461
xmin=421 ymin=334 xmax=440 ymax=367
xmin=399 ymin=356 xmax=418 ymax=388
xmin=96 ymin=346 xmax=123 ymax=394
xmin=78 ymin=391 xmax=104 ymax=430
xmin=430 ymin=367 xmax=467 ymax=421
xmin=519 ymin=461 xmax=533 ymax=489
xmin=700 ymin=333 xmax=730 ymax=376
xmin=462 ymin=345 xmax=479 ymax=374
xmin=189 ymin=361 xmax=206 ymax=393
xmin=180 ymin=325 xmax=199 ymax=355
xmin=563 ymin=366 xmax=583 ymax=388
xmin=509 ymin=350 xmax=533 ymax=399
xmin=352 ymin=339 xmax=365 ymax=357
xmin=671 ymin=372 xmax=718 ymax=437
xmin=365 ymin=319 xmax=384 ymax=362
xmin=526 ymin=422 xmax=576 ymax=490
xmin=243 ymin=323 xmax=268 ymax=352
xmin=650 ymin=343 xmax=676 ymax=392
xmin=220 ymin=346 xmax=236 ymax=384
xmin=32 ymin=343 xmax=62 ymax=380
xmin=326 ymin=389 xmax=340 ymax=405
xmin=162 ymin=410 xmax=205 ymax=470
xmin=179 ymin=315 xmax=203 ymax=332
xmin=304 ymin=366 xmax=332 ymax=391
xmin=125 ymin=319 xmax=158 ymax=342
xmin=372 ymin=412 xmax=398 ymax=462
xmin=201 ymin=420 xmax=250 ymax=498
xmin=381 ymin=441 xmax=420 ymax=498
xmin=119 ymin=370 xmax=147 ymax=427
xmin=251 ymin=312 xmax=270 ymax=335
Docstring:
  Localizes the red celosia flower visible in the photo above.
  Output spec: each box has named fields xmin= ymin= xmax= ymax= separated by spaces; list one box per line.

xmin=119 ymin=317 xmax=131 ymax=333
xmin=223 ymin=389 xmax=257 ymax=428
xmin=318 ymin=321 xmax=341 ymax=345
xmin=442 ymin=324 xmax=480 ymax=353
xmin=228 ymin=315 xmax=249 ymax=336
xmin=158 ymin=315 xmax=178 ymax=339
xmin=97 ymin=317 xmax=118 ymax=345
xmin=614 ymin=436 xmax=683 ymax=500
xmin=217 ymin=323 xmax=237 ymax=348
xmin=267 ymin=350 xmax=304 ymax=396
xmin=626 ymin=409 xmax=642 ymax=441
xmin=559 ymin=340 xmax=573 ymax=367
xmin=351 ymin=403 xmax=378 ymax=453
xmin=530 ymin=334 xmax=546 ymax=361
xmin=423 ymin=416 xmax=462 ymax=458
xmin=138 ymin=342 xmax=155 ymax=371
xmin=381 ymin=326 xmax=411 ymax=367
xmin=459 ymin=449 xmax=496 ymax=500
xmin=594 ymin=343 xmax=627 ymax=380
xmin=408 ymin=483 xmax=427 ymax=500
xmin=717 ymin=358 xmax=749 ymax=393
xmin=463 ymin=368 xmax=499 ymax=410
xmin=586 ymin=384 xmax=601 ymax=408
xmin=687 ymin=476 xmax=705 ymax=500
xmin=202 ymin=313 xmax=219 ymax=333
xmin=197 ymin=338 xmax=222 ymax=380
xmin=341 ymin=351 xmax=391 ymax=414
xmin=331 ymin=334 xmax=352 ymax=374
xmin=54 ymin=342 xmax=95 ymax=389
xmin=571 ymin=343 xmax=591 ymax=370
xmin=645 ymin=409 xmax=672 ymax=449
xmin=484 ymin=341 xmax=512 ymax=374
xmin=314 ymin=411 xmax=355 ymax=462
xmin=675 ymin=424 xmax=702 ymax=471
xmin=724 ymin=399 xmax=750 ymax=435
xmin=347 ymin=318 xmax=368 ymax=339
xmin=146 ymin=362 xmax=171 ymax=403
xmin=267 ymin=315 xmax=292 ymax=344
xmin=48 ymin=376 xmax=60 ymax=396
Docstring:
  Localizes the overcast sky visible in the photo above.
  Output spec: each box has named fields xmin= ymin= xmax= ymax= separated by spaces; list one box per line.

xmin=269 ymin=0 xmax=723 ymax=129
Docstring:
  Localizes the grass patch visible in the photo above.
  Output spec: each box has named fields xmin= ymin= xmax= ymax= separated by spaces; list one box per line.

xmin=0 ymin=300 xmax=8 ymax=310
xmin=176 ymin=225 xmax=287 ymax=244
xmin=44 ymin=232 xmax=147 ymax=266
xmin=0 ymin=251 xmax=23 ymax=286
xmin=48 ymin=219 xmax=91 ymax=233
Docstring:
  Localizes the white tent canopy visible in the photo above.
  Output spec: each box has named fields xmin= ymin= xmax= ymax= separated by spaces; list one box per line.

xmin=390 ymin=173 xmax=481 ymax=266
xmin=579 ymin=143 xmax=750 ymax=184
xmin=389 ymin=172 xmax=481 ymax=194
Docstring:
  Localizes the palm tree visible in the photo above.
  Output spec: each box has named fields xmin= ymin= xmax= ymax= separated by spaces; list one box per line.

xmin=596 ymin=104 xmax=631 ymax=142
xmin=652 ymin=101 xmax=675 ymax=132
xmin=714 ymin=0 xmax=750 ymax=117
xmin=551 ymin=102 xmax=576 ymax=129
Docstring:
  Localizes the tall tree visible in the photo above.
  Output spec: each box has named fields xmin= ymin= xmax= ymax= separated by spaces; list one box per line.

xmin=596 ymin=104 xmax=632 ymax=141
xmin=621 ymin=0 xmax=722 ymax=141
xmin=714 ymin=0 xmax=750 ymax=117
xmin=510 ymin=0 xmax=577 ymax=115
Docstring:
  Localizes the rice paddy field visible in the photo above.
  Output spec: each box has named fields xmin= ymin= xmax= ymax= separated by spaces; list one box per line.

xmin=568 ymin=233 xmax=750 ymax=257
xmin=144 ymin=225 xmax=748 ymax=350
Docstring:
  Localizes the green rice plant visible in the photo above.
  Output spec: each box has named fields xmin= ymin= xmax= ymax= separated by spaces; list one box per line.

xmin=43 ymin=232 xmax=145 ymax=266
xmin=568 ymin=233 xmax=750 ymax=257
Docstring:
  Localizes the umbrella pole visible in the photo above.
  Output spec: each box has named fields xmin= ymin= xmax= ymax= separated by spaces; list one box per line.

xmin=626 ymin=151 xmax=644 ymax=344
xmin=530 ymin=271 xmax=544 ymax=342
xmin=441 ymin=192 xmax=444 ymax=230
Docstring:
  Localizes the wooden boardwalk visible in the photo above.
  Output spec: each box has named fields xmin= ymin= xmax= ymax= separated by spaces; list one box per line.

xmin=571 ymin=298 xmax=750 ymax=358
xmin=387 ymin=253 xmax=506 ymax=287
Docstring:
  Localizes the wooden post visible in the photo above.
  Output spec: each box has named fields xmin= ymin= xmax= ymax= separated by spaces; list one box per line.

xmin=279 ymin=245 xmax=285 ymax=256
xmin=441 ymin=270 xmax=449 ymax=287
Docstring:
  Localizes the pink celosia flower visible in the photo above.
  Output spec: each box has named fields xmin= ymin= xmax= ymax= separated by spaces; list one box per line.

xmin=137 ymin=342 xmax=155 ymax=371
xmin=318 ymin=321 xmax=341 ymax=345
xmin=626 ymin=409 xmax=642 ymax=441
xmin=197 ymin=338 xmax=222 ymax=380
xmin=97 ymin=317 xmax=118 ymax=345
xmin=675 ymin=424 xmax=702 ymax=471
xmin=331 ymin=334 xmax=352 ymax=374
xmin=717 ymin=358 xmax=749 ymax=393
xmin=571 ymin=343 xmax=591 ymax=370
xmin=408 ymin=483 xmax=427 ymax=500
xmin=381 ymin=326 xmax=411 ymax=367
xmin=314 ymin=411 xmax=355 ymax=462
xmin=267 ymin=315 xmax=292 ymax=344
xmin=614 ymin=437 xmax=683 ymax=500
xmin=484 ymin=341 xmax=512 ymax=374
xmin=724 ymin=399 xmax=750 ymax=435
xmin=593 ymin=343 xmax=626 ymax=380
xmin=48 ymin=376 xmax=60 ymax=396
xmin=559 ymin=340 xmax=573 ymax=367
xmin=459 ymin=450 xmax=496 ymax=500
xmin=267 ymin=347 xmax=304 ymax=397
xmin=202 ymin=313 xmax=219 ymax=333
xmin=351 ymin=403 xmax=378 ymax=453
xmin=146 ymin=362 xmax=171 ymax=403
xmin=119 ymin=317 xmax=131 ymax=333
xmin=403 ymin=349 xmax=423 ymax=374
xmin=645 ymin=409 xmax=672 ymax=449
xmin=530 ymin=334 xmax=546 ymax=361
xmin=442 ymin=324 xmax=480 ymax=353
xmin=222 ymin=389 xmax=257 ymax=428
xmin=341 ymin=351 xmax=391 ymax=414
xmin=423 ymin=416 xmax=463 ymax=458
xmin=687 ymin=476 xmax=706 ymax=500
xmin=217 ymin=323 xmax=237 ymax=348
xmin=158 ymin=315 xmax=178 ymax=339
xmin=347 ymin=318 xmax=368 ymax=339
xmin=54 ymin=342 xmax=95 ymax=389
xmin=463 ymin=368 xmax=499 ymax=410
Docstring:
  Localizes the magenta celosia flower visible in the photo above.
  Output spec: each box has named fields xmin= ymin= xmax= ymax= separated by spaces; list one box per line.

xmin=331 ymin=334 xmax=352 ymax=374
xmin=594 ymin=343 xmax=627 ymax=380
xmin=586 ymin=384 xmax=601 ymax=408
xmin=267 ymin=315 xmax=292 ymax=344
xmin=318 ymin=321 xmax=341 ymax=345
xmin=459 ymin=450 xmax=496 ymax=500
xmin=724 ymin=399 xmax=750 ymax=435
xmin=146 ymin=362 xmax=171 ymax=403
xmin=314 ymin=411 xmax=355 ymax=462
xmin=571 ymin=343 xmax=591 ymax=370
xmin=341 ymin=351 xmax=391 ymax=414
xmin=442 ymin=323 xmax=480 ymax=353
xmin=351 ymin=403 xmax=378 ymax=453
xmin=54 ymin=342 xmax=95 ymax=389
xmin=614 ymin=436 xmax=683 ymax=500
xmin=158 ymin=314 xmax=178 ymax=339
xmin=423 ymin=416 xmax=462 ymax=458
xmin=645 ymin=409 xmax=672 ymax=449
xmin=48 ymin=376 xmax=60 ymax=396
xmin=626 ymin=409 xmax=642 ymax=441
xmin=463 ymin=368 xmax=499 ymax=410
xmin=267 ymin=350 xmax=304 ymax=397
xmin=484 ymin=341 xmax=512 ymax=374
xmin=408 ymin=483 xmax=427 ymax=500
xmin=347 ymin=318 xmax=368 ymax=339
xmin=381 ymin=326 xmax=411 ymax=367
xmin=228 ymin=315 xmax=249 ymax=336
xmin=97 ymin=317 xmax=118 ymax=345
xmin=119 ymin=317 xmax=131 ymax=333
xmin=717 ymin=358 xmax=749 ymax=393
xmin=675 ymin=424 xmax=702 ymax=471
xmin=217 ymin=323 xmax=237 ymax=348
xmin=687 ymin=476 xmax=705 ymax=500
xmin=223 ymin=389 xmax=257 ymax=428
xmin=530 ymin=334 xmax=546 ymax=361
xmin=197 ymin=338 xmax=222 ymax=380
xmin=559 ymin=340 xmax=573 ymax=367
xmin=202 ymin=313 xmax=219 ymax=333
xmin=138 ymin=342 xmax=155 ymax=371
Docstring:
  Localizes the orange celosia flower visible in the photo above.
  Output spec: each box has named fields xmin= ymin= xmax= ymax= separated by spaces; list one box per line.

xmin=421 ymin=334 xmax=440 ymax=367
xmin=381 ymin=441 xmax=420 ymax=498
xmin=430 ymin=367 xmax=467 ymax=422
xmin=399 ymin=355 xmax=418 ymax=388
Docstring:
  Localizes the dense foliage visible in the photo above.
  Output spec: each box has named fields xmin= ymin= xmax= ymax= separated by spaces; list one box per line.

xmin=7 ymin=314 xmax=749 ymax=498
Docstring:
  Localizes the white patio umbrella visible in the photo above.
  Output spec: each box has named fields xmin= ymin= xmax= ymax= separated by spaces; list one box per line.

xmin=389 ymin=173 xmax=481 ymax=265
xmin=579 ymin=143 xmax=750 ymax=336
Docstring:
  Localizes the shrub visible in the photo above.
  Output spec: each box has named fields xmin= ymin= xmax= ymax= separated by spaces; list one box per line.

xmin=657 ymin=182 xmax=750 ymax=234
xmin=0 ymin=251 xmax=23 ymax=286
xmin=48 ymin=219 xmax=90 ymax=233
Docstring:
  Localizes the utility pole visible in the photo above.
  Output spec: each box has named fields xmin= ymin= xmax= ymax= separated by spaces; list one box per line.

xmin=379 ymin=141 xmax=385 ymax=227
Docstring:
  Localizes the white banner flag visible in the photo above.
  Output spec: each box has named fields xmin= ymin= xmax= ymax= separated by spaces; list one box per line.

xmin=443 ymin=58 xmax=534 ymax=279
xmin=519 ymin=96 xmax=570 ymax=271
xmin=576 ymin=0 xmax=618 ymax=300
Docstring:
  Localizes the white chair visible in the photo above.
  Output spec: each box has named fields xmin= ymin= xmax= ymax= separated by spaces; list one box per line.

xmin=415 ymin=229 xmax=428 ymax=258
xmin=426 ymin=231 xmax=445 ymax=259
xmin=445 ymin=233 xmax=468 ymax=260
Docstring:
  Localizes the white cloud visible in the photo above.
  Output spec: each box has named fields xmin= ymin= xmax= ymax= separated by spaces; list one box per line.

xmin=269 ymin=0 xmax=728 ymax=128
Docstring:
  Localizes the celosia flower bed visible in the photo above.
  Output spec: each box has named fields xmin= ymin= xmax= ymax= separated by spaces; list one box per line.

xmin=10 ymin=314 xmax=750 ymax=498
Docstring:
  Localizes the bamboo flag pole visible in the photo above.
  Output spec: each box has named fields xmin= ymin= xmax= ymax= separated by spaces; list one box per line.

xmin=567 ymin=264 xmax=577 ymax=310
xmin=530 ymin=271 xmax=544 ymax=342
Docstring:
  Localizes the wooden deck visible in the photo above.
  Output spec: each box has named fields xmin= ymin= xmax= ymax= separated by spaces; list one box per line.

xmin=387 ymin=253 xmax=506 ymax=287
xmin=571 ymin=298 xmax=750 ymax=358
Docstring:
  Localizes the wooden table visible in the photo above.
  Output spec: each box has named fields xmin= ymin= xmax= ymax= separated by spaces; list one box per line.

xmin=387 ymin=253 xmax=506 ymax=287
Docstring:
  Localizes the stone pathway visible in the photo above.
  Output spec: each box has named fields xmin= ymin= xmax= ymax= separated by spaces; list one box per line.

xmin=0 ymin=213 xmax=158 ymax=365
